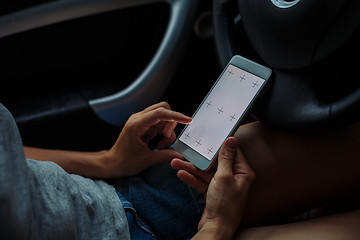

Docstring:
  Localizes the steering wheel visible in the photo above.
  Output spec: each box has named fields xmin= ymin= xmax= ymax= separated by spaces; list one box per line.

xmin=213 ymin=0 xmax=360 ymax=132
xmin=89 ymin=0 xmax=199 ymax=126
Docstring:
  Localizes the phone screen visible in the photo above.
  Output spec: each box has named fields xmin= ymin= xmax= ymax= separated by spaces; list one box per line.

xmin=178 ymin=64 xmax=266 ymax=161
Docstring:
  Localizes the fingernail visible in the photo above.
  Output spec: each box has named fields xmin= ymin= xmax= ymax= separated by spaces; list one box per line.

xmin=225 ymin=138 xmax=238 ymax=150
xmin=184 ymin=116 xmax=193 ymax=124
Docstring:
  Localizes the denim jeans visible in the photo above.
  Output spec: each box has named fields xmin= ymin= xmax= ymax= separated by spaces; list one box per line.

xmin=113 ymin=163 xmax=205 ymax=240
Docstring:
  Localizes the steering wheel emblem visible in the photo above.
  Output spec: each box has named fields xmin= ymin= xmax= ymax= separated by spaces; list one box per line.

xmin=270 ymin=0 xmax=300 ymax=8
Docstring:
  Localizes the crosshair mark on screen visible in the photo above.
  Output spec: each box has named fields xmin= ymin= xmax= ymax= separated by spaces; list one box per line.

xmin=217 ymin=107 xmax=224 ymax=115
xmin=229 ymin=113 xmax=236 ymax=121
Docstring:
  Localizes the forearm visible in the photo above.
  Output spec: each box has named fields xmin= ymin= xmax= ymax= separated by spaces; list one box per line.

xmin=24 ymin=146 xmax=108 ymax=178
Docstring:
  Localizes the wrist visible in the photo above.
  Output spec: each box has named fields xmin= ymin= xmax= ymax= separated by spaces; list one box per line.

xmin=97 ymin=149 xmax=118 ymax=177
xmin=196 ymin=219 xmax=237 ymax=240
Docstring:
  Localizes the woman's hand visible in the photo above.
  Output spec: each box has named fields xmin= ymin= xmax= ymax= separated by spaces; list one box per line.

xmin=100 ymin=102 xmax=192 ymax=178
xmin=172 ymin=138 xmax=255 ymax=239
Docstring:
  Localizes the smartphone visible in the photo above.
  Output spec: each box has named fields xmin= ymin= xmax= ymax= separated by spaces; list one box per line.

xmin=173 ymin=55 xmax=272 ymax=170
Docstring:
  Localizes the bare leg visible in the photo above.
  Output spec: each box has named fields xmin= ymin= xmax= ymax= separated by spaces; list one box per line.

xmin=234 ymin=210 xmax=360 ymax=240
xmin=234 ymin=121 xmax=360 ymax=226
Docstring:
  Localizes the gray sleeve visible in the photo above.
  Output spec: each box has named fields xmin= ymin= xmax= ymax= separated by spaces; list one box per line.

xmin=0 ymin=104 xmax=31 ymax=239
xmin=0 ymin=104 xmax=130 ymax=240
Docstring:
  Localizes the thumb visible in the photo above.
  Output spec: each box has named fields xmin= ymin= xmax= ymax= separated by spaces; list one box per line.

xmin=217 ymin=137 xmax=238 ymax=176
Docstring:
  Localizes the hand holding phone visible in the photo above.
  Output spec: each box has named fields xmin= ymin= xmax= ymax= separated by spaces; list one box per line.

xmin=173 ymin=55 xmax=272 ymax=170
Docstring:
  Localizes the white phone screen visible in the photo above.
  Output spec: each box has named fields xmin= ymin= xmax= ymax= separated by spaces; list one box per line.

xmin=179 ymin=64 xmax=265 ymax=161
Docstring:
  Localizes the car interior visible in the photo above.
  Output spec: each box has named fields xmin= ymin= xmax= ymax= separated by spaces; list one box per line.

xmin=0 ymin=0 xmax=216 ymax=151
xmin=0 ymin=0 xmax=359 ymax=161
xmin=1 ymin=0 xmax=360 ymax=237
